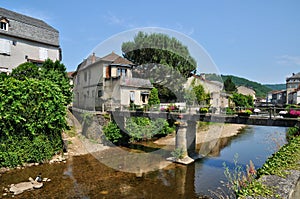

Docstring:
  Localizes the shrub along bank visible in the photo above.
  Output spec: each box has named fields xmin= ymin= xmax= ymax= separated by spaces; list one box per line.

xmin=0 ymin=60 xmax=71 ymax=168
xmin=103 ymin=117 xmax=175 ymax=144
xmin=238 ymin=126 xmax=300 ymax=198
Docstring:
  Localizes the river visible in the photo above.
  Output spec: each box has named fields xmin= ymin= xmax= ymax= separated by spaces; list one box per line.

xmin=0 ymin=126 xmax=287 ymax=198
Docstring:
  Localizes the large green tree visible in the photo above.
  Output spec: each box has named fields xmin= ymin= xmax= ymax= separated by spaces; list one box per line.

xmin=122 ymin=32 xmax=197 ymax=102
xmin=224 ymin=76 xmax=237 ymax=93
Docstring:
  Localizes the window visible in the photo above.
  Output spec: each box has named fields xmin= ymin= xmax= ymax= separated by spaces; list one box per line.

xmin=130 ymin=91 xmax=135 ymax=103
xmin=0 ymin=18 xmax=8 ymax=31
xmin=77 ymin=74 xmax=80 ymax=85
xmin=98 ymin=90 xmax=103 ymax=97
xmin=117 ymin=68 xmax=127 ymax=77
xmin=39 ymin=47 xmax=48 ymax=60
xmin=84 ymin=71 xmax=87 ymax=82
xmin=0 ymin=38 xmax=11 ymax=55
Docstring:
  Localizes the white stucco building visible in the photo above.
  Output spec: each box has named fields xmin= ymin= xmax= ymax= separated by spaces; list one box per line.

xmin=0 ymin=7 xmax=60 ymax=73
xmin=73 ymin=52 xmax=152 ymax=111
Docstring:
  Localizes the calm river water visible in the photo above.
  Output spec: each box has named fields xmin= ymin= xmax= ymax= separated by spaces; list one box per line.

xmin=0 ymin=126 xmax=287 ymax=198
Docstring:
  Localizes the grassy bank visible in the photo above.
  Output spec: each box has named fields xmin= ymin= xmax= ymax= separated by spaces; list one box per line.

xmin=238 ymin=127 xmax=300 ymax=198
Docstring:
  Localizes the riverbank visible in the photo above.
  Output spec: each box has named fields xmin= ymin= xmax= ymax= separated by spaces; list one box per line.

xmin=154 ymin=123 xmax=247 ymax=146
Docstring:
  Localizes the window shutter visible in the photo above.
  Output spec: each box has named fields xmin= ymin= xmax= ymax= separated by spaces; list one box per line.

xmin=39 ymin=47 xmax=48 ymax=60
xmin=0 ymin=39 xmax=11 ymax=55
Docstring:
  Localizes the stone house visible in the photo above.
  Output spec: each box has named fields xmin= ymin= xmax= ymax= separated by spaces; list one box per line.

xmin=237 ymin=86 xmax=256 ymax=100
xmin=184 ymin=74 xmax=229 ymax=112
xmin=268 ymin=90 xmax=287 ymax=106
xmin=0 ymin=7 xmax=60 ymax=73
xmin=72 ymin=52 xmax=152 ymax=111
xmin=286 ymin=72 xmax=300 ymax=104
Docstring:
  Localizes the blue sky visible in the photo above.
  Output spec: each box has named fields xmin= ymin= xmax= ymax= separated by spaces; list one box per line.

xmin=1 ymin=0 xmax=300 ymax=84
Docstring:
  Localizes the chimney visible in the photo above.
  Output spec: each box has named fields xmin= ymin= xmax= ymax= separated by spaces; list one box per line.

xmin=200 ymin=73 xmax=205 ymax=80
xmin=91 ymin=53 xmax=96 ymax=63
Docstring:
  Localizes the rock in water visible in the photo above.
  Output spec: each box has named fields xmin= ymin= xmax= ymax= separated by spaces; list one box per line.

xmin=9 ymin=182 xmax=34 ymax=195
xmin=32 ymin=182 xmax=43 ymax=189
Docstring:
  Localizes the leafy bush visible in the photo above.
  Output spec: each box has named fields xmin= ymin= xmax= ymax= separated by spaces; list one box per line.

xmin=102 ymin=121 xmax=122 ymax=144
xmin=171 ymin=148 xmax=184 ymax=160
xmin=257 ymin=135 xmax=300 ymax=177
xmin=226 ymin=107 xmax=235 ymax=115
xmin=199 ymin=107 xmax=209 ymax=113
xmin=244 ymin=109 xmax=253 ymax=115
xmin=231 ymin=92 xmax=254 ymax=108
xmin=286 ymin=126 xmax=300 ymax=142
xmin=0 ymin=78 xmax=66 ymax=167
xmin=125 ymin=117 xmax=174 ymax=142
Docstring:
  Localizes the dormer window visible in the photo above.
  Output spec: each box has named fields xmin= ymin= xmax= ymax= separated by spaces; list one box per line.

xmin=0 ymin=18 xmax=9 ymax=31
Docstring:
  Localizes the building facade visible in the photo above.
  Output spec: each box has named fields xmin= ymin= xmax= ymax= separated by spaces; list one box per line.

xmin=0 ymin=7 xmax=60 ymax=73
xmin=184 ymin=74 xmax=229 ymax=112
xmin=286 ymin=72 xmax=300 ymax=105
xmin=237 ymin=86 xmax=256 ymax=100
xmin=73 ymin=52 xmax=152 ymax=111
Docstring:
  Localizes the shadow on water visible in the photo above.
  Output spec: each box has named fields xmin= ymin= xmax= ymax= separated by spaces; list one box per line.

xmin=0 ymin=126 xmax=287 ymax=198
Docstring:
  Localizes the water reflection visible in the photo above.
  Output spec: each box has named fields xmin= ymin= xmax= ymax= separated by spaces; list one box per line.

xmin=0 ymin=126 xmax=287 ymax=198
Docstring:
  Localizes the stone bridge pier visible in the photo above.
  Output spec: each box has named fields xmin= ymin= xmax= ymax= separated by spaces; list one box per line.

xmin=175 ymin=120 xmax=199 ymax=164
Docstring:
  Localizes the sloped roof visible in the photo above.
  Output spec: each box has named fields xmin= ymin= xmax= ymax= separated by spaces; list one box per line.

xmin=101 ymin=52 xmax=120 ymax=62
xmin=287 ymin=72 xmax=300 ymax=80
xmin=0 ymin=7 xmax=58 ymax=32
xmin=101 ymin=52 xmax=133 ymax=66
xmin=67 ymin=71 xmax=75 ymax=78
xmin=120 ymin=77 xmax=153 ymax=89
xmin=111 ymin=56 xmax=133 ymax=66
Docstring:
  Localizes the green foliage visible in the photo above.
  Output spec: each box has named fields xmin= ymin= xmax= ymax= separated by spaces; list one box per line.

xmin=40 ymin=60 xmax=72 ymax=105
xmin=226 ymin=107 xmax=235 ymax=115
xmin=223 ymin=154 xmax=274 ymax=198
xmin=192 ymin=84 xmax=210 ymax=105
xmin=205 ymin=74 xmax=272 ymax=98
xmin=224 ymin=76 xmax=237 ymax=93
xmin=148 ymin=87 xmax=160 ymax=106
xmin=125 ymin=117 xmax=174 ymax=142
xmin=184 ymin=88 xmax=197 ymax=106
xmin=231 ymin=93 xmax=254 ymax=107
xmin=122 ymin=31 xmax=197 ymax=78
xmin=171 ymin=148 xmax=184 ymax=160
xmin=286 ymin=126 xmax=300 ymax=141
xmin=122 ymin=31 xmax=197 ymax=102
xmin=0 ymin=72 xmax=9 ymax=80
xmin=11 ymin=62 xmax=40 ymax=81
xmin=257 ymin=135 xmax=300 ymax=177
xmin=0 ymin=78 xmax=66 ymax=167
xmin=244 ymin=109 xmax=253 ymax=115
xmin=102 ymin=121 xmax=122 ymax=144
xmin=264 ymin=84 xmax=286 ymax=91
xmin=199 ymin=107 xmax=209 ymax=113
xmin=10 ymin=60 xmax=72 ymax=106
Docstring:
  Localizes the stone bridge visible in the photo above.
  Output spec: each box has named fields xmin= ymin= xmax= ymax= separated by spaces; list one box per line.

xmin=109 ymin=111 xmax=300 ymax=164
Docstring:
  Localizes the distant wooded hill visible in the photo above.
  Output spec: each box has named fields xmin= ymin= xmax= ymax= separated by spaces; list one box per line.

xmin=205 ymin=74 xmax=275 ymax=98
xmin=264 ymin=84 xmax=286 ymax=91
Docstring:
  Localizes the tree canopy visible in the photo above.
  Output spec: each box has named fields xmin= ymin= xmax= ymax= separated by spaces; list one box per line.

xmin=10 ymin=59 xmax=72 ymax=105
xmin=231 ymin=93 xmax=254 ymax=107
xmin=122 ymin=32 xmax=197 ymax=102
xmin=224 ymin=76 xmax=237 ymax=93
xmin=148 ymin=87 xmax=160 ymax=106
